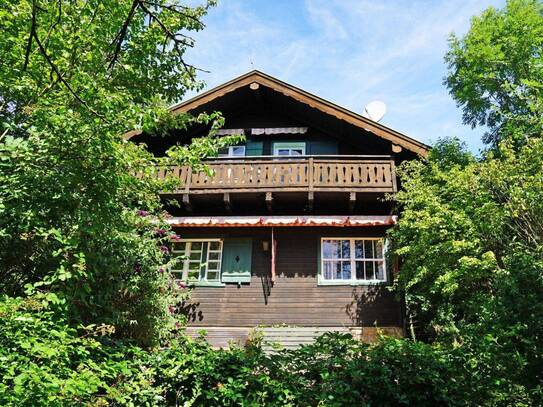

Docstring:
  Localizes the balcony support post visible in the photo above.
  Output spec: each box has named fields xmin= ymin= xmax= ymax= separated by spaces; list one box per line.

xmin=182 ymin=193 xmax=192 ymax=213
xmin=349 ymin=191 xmax=356 ymax=213
xmin=266 ymin=192 xmax=273 ymax=213
xmin=307 ymin=191 xmax=314 ymax=212
xmin=223 ymin=192 xmax=232 ymax=213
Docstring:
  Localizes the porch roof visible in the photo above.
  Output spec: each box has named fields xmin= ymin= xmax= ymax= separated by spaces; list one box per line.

xmin=166 ymin=215 xmax=397 ymax=228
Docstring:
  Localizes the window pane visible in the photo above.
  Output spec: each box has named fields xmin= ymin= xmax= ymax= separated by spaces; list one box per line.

xmin=323 ymin=240 xmax=340 ymax=259
xmin=173 ymin=242 xmax=186 ymax=252
xmin=355 ymin=240 xmax=364 ymax=259
xmin=207 ymin=271 xmax=220 ymax=281
xmin=171 ymin=258 xmax=184 ymax=272
xmin=232 ymin=146 xmax=245 ymax=156
xmin=323 ymin=261 xmax=334 ymax=280
xmin=218 ymin=147 xmax=229 ymax=157
xmin=277 ymin=149 xmax=290 ymax=156
xmin=187 ymin=270 xmax=200 ymax=280
xmin=364 ymin=240 xmax=374 ymax=259
xmin=334 ymin=262 xmax=343 ymax=279
xmin=209 ymin=241 xmax=221 ymax=251
xmin=355 ymin=261 xmax=365 ymax=280
xmin=366 ymin=261 xmax=375 ymax=280
xmin=342 ymin=262 xmax=351 ymax=280
xmin=375 ymin=240 xmax=384 ymax=259
xmin=191 ymin=242 xmax=203 ymax=251
xmin=189 ymin=251 xmax=202 ymax=260
xmin=207 ymin=261 xmax=220 ymax=271
xmin=375 ymin=261 xmax=385 ymax=280
xmin=291 ymin=149 xmax=303 ymax=155
xmin=208 ymin=252 xmax=221 ymax=261
xmin=341 ymin=240 xmax=350 ymax=259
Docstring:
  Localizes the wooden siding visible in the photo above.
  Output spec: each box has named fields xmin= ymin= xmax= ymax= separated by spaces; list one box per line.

xmin=178 ymin=227 xmax=403 ymax=329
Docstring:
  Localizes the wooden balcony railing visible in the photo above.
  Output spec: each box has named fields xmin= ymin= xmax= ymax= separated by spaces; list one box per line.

xmin=156 ymin=156 xmax=397 ymax=194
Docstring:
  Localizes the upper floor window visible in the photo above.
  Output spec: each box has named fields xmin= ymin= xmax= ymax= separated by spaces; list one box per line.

xmin=273 ymin=142 xmax=306 ymax=156
xmin=321 ymin=238 xmax=386 ymax=284
xmin=218 ymin=145 xmax=246 ymax=157
xmin=171 ymin=239 xmax=223 ymax=283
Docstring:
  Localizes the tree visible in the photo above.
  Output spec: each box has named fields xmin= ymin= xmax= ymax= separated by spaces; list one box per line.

xmin=390 ymin=136 xmax=543 ymax=398
xmin=444 ymin=0 xmax=543 ymax=147
xmin=0 ymin=0 xmax=239 ymax=345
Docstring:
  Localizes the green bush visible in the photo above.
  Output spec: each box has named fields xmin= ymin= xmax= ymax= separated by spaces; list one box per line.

xmin=2 ymin=295 xmax=539 ymax=406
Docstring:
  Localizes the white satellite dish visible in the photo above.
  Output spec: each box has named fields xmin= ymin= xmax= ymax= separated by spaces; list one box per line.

xmin=362 ymin=100 xmax=387 ymax=122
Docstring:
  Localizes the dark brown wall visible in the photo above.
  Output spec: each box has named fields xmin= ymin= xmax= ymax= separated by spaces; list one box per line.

xmin=178 ymin=226 xmax=403 ymax=328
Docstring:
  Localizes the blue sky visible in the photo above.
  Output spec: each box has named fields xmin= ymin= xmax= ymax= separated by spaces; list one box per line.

xmin=185 ymin=0 xmax=505 ymax=153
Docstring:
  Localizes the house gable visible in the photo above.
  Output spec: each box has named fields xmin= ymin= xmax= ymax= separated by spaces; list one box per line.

xmin=127 ymin=70 xmax=429 ymax=158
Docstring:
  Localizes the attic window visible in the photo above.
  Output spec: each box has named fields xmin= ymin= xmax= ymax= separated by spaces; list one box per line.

xmin=273 ymin=142 xmax=306 ymax=156
xmin=219 ymin=145 xmax=246 ymax=157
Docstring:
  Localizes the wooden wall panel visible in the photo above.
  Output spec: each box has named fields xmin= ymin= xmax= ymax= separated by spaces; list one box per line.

xmin=178 ymin=227 xmax=403 ymax=329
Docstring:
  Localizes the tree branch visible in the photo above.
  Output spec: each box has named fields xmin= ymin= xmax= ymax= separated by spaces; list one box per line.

xmin=108 ymin=0 xmax=139 ymax=71
xmin=141 ymin=1 xmax=205 ymax=28
xmin=23 ymin=1 xmax=37 ymax=71
xmin=32 ymin=27 xmax=102 ymax=118
xmin=137 ymin=0 xmax=208 ymax=80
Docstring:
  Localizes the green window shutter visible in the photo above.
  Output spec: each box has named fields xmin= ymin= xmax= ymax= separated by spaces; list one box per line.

xmin=309 ymin=140 xmax=338 ymax=155
xmin=245 ymin=140 xmax=263 ymax=156
xmin=221 ymin=238 xmax=253 ymax=283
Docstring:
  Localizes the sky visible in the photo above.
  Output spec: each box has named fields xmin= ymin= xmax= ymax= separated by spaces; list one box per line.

xmin=184 ymin=0 xmax=506 ymax=153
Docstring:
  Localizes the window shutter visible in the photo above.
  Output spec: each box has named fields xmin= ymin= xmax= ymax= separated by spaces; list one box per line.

xmin=221 ymin=238 xmax=253 ymax=283
xmin=309 ymin=140 xmax=338 ymax=155
xmin=245 ymin=140 xmax=263 ymax=156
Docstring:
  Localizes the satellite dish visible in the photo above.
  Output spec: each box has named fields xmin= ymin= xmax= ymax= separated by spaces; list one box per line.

xmin=362 ymin=100 xmax=386 ymax=122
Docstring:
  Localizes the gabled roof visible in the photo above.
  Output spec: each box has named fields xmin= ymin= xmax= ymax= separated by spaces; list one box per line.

xmin=127 ymin=70 xmax=429 ymax=156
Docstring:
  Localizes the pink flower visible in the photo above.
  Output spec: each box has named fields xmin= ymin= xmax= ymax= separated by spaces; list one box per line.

xmin=170 ymin=234 xmax=180 ymax=241
xmin=160 ymin=245 xmax=169 ymax=254
xmin=168 ymin=305 xmax=175 ymax=314
xmin=155 ymin=228 xmax=167 ymax=236
xmin=159 ymin=268 xmax=165 ymax=274
xmin=137 ymin=210 xmax=149 ymax=217
xmin=175 ymin=322 xmax=180 ymax=329
xmin=177 ymin=281 xmax=186 ymax=289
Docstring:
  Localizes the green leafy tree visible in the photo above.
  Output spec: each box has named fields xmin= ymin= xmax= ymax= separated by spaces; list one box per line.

xmin=390 ymin=137 xmax=543 ymax=399
xmin=0 ymin=0 xmax=240 ymax=345
xmin=445 ymin=0 xmax=543 ymax=147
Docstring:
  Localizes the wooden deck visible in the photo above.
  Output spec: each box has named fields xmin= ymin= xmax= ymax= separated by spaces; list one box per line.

xmin=156 ymin=156 xmax=397 ymax=195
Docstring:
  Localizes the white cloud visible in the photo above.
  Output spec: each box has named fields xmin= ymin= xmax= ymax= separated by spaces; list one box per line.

xmin=184 ymin=0 xmax=505 ymax=152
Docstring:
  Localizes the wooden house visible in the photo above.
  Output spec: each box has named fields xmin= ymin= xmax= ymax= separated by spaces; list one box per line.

xmin=129 ymin=71 xmax=429 ymax=348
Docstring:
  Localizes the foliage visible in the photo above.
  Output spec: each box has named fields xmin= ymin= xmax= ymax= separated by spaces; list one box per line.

xmin=0 ymin=0 xmax=244 ymax=345
xmin=444 ymin=0 xmax=543 ymax=147
xmin=390 ymin=137 xmax=543 ymax=400
xmin=3 ymin=297 xmax=537 ymax=407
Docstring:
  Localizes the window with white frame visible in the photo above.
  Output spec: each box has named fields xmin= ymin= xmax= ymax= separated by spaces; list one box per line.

xmin=273 ymin=142 xmax=306 ymax=156
xmin=321 ymin=238 xmax=386 ymax=283
xmin=171 ymin=239 xmax=223 ymax=282
xmin=218 ymin=145 xmax=246 ymax=157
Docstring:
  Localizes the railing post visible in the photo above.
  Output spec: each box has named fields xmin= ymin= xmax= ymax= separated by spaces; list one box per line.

xmin=308 ymin=157 xmax=314 ymax=190
xmin=184 ymin=167 xmax=191 ymax=194
xmin=390 ymin=158 xmax=397 ymax=193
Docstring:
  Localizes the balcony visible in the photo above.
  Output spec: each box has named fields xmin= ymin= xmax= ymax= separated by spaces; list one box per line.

xmin=156 ymin=156 xmax=397 ymax=195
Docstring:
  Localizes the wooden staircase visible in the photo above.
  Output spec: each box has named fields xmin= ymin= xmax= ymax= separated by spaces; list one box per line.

xmin=260 ymin=327 xmax=350 ymax=352
xmin=184 ymin=326 xmax=351 ymax=351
